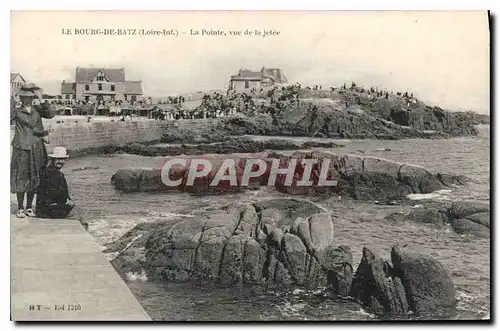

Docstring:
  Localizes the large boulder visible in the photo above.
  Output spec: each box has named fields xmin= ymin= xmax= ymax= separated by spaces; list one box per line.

xmin=350 ymin=245 xmax=456 ymax=317
xmin=140 ymin=198 xmax=342 ymax=288
xmin=274 ymin=152 xmax=459 ymax=201
xmin=322 ymin=245 xmax=354 ymax=297
xmin=386 ymin=201 xmax=490 ymax=237
xmin=111 ymin=152 xmax=469 ymax=202
xmin=450 ymin=218 xmax=489 ymax=238
xmin=111 ymin=169 xmax=142 ymax=192
xmin=391 ymin=245 xmax=456 ymax=317
xmin=446 ymin=202 xmax=490 ymax=238
xmin=447 ymin=201 xmax=490 ymax=220
xmin=349 ymin=247 xmax=409 ymax=315
xmin=385 ymin=204 xmax=449 ymax=229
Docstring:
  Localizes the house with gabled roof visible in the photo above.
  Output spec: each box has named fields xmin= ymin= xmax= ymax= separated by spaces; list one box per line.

xmin=61 ymin=67 xmax=143 ymax=103
xmin=229 ymin=67 xmax=288 ymax=92
xmin=10 ymin=73 xmax=26 ymax=97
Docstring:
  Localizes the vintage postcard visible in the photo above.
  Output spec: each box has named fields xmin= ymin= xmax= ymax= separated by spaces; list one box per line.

xmin=9 ymin=10 xmax=490 ymax=321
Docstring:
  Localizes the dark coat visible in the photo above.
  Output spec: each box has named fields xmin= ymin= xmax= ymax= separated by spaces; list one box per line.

xmin=10 ymin=102 xmax=55 ymax=193
xmin=11 ymin=102 xmax=55 ymax=151
xmin=36 ymin=166 xmax=73 ymax=219
xmin=37 ymin=166 xmax=71 ymax=206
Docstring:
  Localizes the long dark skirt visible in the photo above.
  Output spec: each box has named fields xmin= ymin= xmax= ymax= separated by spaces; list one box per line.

xmin=10 ymin=140 xmax=47 ymax=194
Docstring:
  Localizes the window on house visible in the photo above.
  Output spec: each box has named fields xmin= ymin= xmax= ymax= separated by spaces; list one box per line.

xmin=72 ymin=95 xmax=76 ymax=99
xmin=65 ymin=94 xmax=70 ymax=99
xmin=85 ymin=84 xmax=89 ymax=91
xmin=245 ymin=81 xmax=250 ymax=88
xmin=85 ymin=96 xmax=89 ymax=102
xmin=131 ymin=95 xmax=137 ymax=102
xmin=98 ymin=84 xmax=103 ymax=91
xmin=111 ymin=85 xmax=115 ymax=92
xmin=125 ymin=95 xmax=128 ymax=101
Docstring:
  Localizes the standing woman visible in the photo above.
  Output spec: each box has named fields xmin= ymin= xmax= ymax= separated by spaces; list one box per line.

xmin=11 ymin=84 xmax=55 ymax=218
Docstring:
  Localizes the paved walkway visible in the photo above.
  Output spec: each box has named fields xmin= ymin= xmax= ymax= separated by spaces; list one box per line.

xmin=10 ymin=214 xmax=151 ymax=321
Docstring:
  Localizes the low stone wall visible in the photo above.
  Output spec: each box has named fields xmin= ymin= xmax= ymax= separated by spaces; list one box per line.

xmin=10 ymin=118 xmax=219 ymax=157
xmin=44 ymin=120 xmax=169 ymax=156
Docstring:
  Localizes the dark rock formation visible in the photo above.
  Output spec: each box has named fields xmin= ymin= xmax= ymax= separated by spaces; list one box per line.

xmin=349 ymin=247 xmax=409 ymax=315
xmin=391 ymin=245 xmax=456 ymax=317
xmin=323 ymin=245 xmax=354 ymax=297
xmin=385 ymin=204 xmax=449 ymax=229
xmin=447 ymin=201 xmax=490 ymax=220
xmin=219 ymin=98 xmax=478 ymax=139
xmin=161 ymin=126 xmax=231 ymax=144
xmin=447 ymin=202 xmax=490 ymax=238
xmin=273 ymin=151 xmax=469 ymax=201
xmin=384 ymin=201 xmax=490 ymax=238
xmin=107 ymin=199 xmax=457 ymax=318
xmin=108 ymin=138 xmax=343 ymax=157
xmin=111 ymin=152 xmax=469 ymax=202
xmin=140 ymin=199 xmax=343 ymax=288
xmin=349 ymin=245 xmax=456 ymax=317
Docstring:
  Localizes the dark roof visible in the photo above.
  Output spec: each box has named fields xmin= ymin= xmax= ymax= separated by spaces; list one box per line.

xmin=239 ymin=70 xmax=262 ymax=78
xmin=230 ymin=76 xmax=263 ymax=81
xmin=230 ymin=69 xmax=263 ymax=81
xmin=75 ymin=67 xmax=126 ymax=83
xmin=61 ymin=82 xmax=76 ymax=94
xmin=230 ymin=67 xmax=288 ymax=83
xmin=124 ymin=81 xmax=143 ymax=95
xmin=11 ymin=73 xmax=25 ymax=83
xmin=261 ymin=67 xmax=288 ymax=84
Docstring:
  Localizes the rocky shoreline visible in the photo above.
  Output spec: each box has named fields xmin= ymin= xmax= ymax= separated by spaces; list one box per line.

xmin=385 ymin=200 xmax=490 ymax=238
xmin=110 ymin=151 xmax=469 ymax=200
xmin=105 ymin=139 xmax=343 ymax=157
xmin=104 ymin=197 xmax=484 ymax=319
xmin=188 ymin=87 xmax=481 ymax=141
xmin=101 ymin=89 xmax=487 ymax=319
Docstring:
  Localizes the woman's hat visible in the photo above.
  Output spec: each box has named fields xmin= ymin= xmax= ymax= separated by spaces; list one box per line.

xmin=17 ymin=83 xmax=41 ymax=98
xmin=48 ymin=146 xmax=69 ymax=159
xmin=20 ymin=83 xmax=41 ymax=92
xmin=17 ymin=90 xmax=37 ymax=97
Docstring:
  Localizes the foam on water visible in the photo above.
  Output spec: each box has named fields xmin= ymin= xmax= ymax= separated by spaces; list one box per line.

xmin=126 ymin=271 xmax=148 ymax=282
xmin=146 ymin=211 xmax=195 ymax=218
xmin=351 ymin=308 xmax=376 ymax=318
xmin=456 ymin=290 xmax=490 ymax=318
xmin=407 ymin=189 xmax=453 ymax=201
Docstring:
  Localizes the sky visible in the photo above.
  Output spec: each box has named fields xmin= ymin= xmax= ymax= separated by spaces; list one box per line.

xmin=11 ymin=10 xmax=490 ymax=113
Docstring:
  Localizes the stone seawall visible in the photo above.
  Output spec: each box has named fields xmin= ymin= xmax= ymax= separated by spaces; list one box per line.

xmin=43 ymin=121 xmax=169 ymax=156
xmin=9 ymin=119 xmax=222 ymax=157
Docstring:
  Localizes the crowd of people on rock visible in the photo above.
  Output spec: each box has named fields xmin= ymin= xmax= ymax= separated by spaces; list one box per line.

xmin=25 ymin=80 xmax=422 ymax=127
xmin=156 ymin=95 xmax=186 ymax=105
xmin=49 ymin=98 xmax=149 ymax=108
xmin=150 ymin=106 xmax=240 ymax=121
